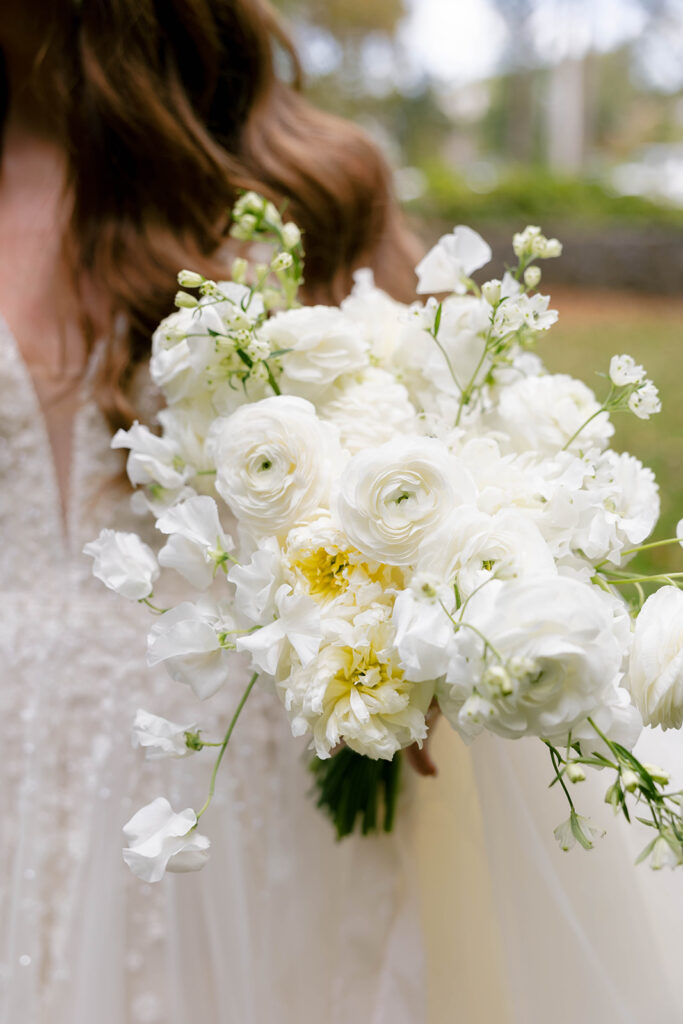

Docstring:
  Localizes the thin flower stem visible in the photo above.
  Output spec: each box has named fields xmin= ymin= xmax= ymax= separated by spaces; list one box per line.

xmin=561 ymin=406 xmax=606 ymax=451
xmin=455 ymin=334 xmax=492 ymax=427
xmin=196 ymin=672 xmax=259 ymax=820
xmin=430 ymin=331 xmax=463 ymax=392
xmin=606 ymin=572 xmax=683 ymax=586
xmin=544 ymin=742 xmax=575 ymax=811
xmin=438 ymin=600 xmax=504 ymax=662
xmin=140 ymin=597 xmax=170 ymax=614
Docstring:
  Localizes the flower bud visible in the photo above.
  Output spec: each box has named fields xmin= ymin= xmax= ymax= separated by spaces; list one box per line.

xmin=271 ymin=252 xmax=293 ymax=272
xmin=281 ymin=222 xmax=302 ymax=249
xmin=174 ymin=291 xmax=199 ymax=309
xmin=523 ymin=266 xmax=541 ymax=290
xmin=231 ymin=257 xmax=248 ymax=284
xmin=482 ymin=279 xmax=502 ymax=306
xmin=621 ymin=768 xmax=640 ymax=793
xmin=543 ymin=238 xmax=563 ymax=258
xmin=642 ymin=763 xmax=670 ymax=785
xmin=177 ymin=269 xmax=204 ymax=288
xmin=567 ymin=763 xmax=586 ymax=783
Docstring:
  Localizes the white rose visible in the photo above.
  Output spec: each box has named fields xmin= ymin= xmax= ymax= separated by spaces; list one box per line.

xmin=415 ymin=226 xmax=491 ymax=295
xmin=131 ymin=709 xmax=197 ymax=760
xmin=438 ymin=576 xmax=627 ymax=743
xmin=146 ymin=599 xmax=233 ymax=699
xmin=490 ymin=374 xmax=614 ymax=456
xmin=261 ymin=305 xmax=369 ymax=397
xmin=208 ymin=396 xmax=340 ymax=538
xmin=122 ymin=797 xmax=210 ymax=882
xmin=335 ymin=437 xmax=476 ymax=566
xmin=83 ymin=529 xmax=159 ymax=600
xmin=627 ymin=587 xmax=683 ymax=729
xmin=157 ymin=495 xmax=234 ymax=589
xmin=318 ymin=367 xmax=417 ymax=454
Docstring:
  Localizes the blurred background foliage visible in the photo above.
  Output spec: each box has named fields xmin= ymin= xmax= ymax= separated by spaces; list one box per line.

xmin=275 ymin=0 xmax=682 ymax=561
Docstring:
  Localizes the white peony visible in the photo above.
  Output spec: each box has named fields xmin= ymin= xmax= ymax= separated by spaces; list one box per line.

xmin=83 ymin=529 xmax=159 ymax=600
xmin=281 ymin=614 xmax=434 ymax=759
xmin=146 ymin=599 xmax=233 ymax=699
xmin=261 ymin=305 xmax=369 ymax=397
xmin=489 ymin=374 xmax=613 ymax=456
xmin=335 ymin=436 xmax=476 ymax=566
xmin=627 ymin=587 xmax=683 ymax=729
xmin=131 ymin=709 xmax=197 ymax=760
xmin=122 ymin=797 xmax=210 ymax=882
xmin=157 ymin=495 xmax=234 ymax=589
xmin=318 ymin=367 xmax=417 ymax=454
xmin=415 ymin=226 xmax=492 ymax=295
xmin=438 ymin=576 xmax=627 ymax=744
xmin=208 ymin=396 xmax=340 ymax=538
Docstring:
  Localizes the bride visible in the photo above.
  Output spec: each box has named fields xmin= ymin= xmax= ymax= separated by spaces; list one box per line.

xmin=2 ymin=2 xmax=682 ymax=1023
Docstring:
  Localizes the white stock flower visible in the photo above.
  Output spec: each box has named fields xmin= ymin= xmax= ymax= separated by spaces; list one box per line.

xmin=438 ymin=576 xmax=627 ymax=744
xmin=122 ymin=797 xmax=210 ymax=882
xmin=131 ymin=709 xmax=197 ymax=760
xmin=628 ymin=380 xmax=661 ymax=419
xmin=83 ymin=529 xmax=159 ymax=600
xmin=208 ymin=396 xmax=340 ymax=538
xmin=235 ymin=584 xmax=321 ymax=677
xmin=627 ymin=587 xmax=683 ymax=729
xmin=146 ymin=599 xmax=233 ymax=699
xmin=318 ymin=367 xmax=417 ymax=454
xmin=335 ymin=437 xmax=475 ymax=566
xmin=111 ymin=421 xmax=190 ymax=490
xmin=490 ymin=374 xmax=613 ymax=456
xmin=609 ymin=354 xmax=646 ymax=386
xmin=261 ymin=305 xmax=369 ymax=397
xmin=157 ymin=495 xmax=234 ymax=589
xmin=281 ymin=615 xmax=433 ymax=759
xmin=415 ymin=226 xmax=491 ymax=295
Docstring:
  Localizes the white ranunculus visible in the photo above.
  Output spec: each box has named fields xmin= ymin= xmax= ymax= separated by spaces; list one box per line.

xmin=83 ymin=529 xmax=159 ymax=600
xmin=490 ymin=373 xmax=614 ymax=456
xmin=627 ymin=587 xmax=683 ymax=729
xmin=281 ymin=615 xmax=434 ymax=759
xmin=157 ymin=495 xmax=234 ymax=589
xmin=318 ymin=367 xmax=417 ymax=454
xmin=569 ymin=684 xmax=642 ymax=758
xmin=415 ymin=226 xmax=492 ymax=295
xmin=438 ymin=576 xmax=627 ymax=744
xmin=131 ymin=709 xmax=197 ymax=760
xmin=122 ymin=797 xmax=210 ymax=882
xmin=111 ymin=421 xmax=190 ymax=491
xmin=235 ymin=584 xmax=321 ymax=677
xmin=261 ymin=305 xmax=369 ymax=397
xmin=570 ymin=451 xmax=659 ymax=565
xmin=208 ymin=396 xmax=340 ymax=538
xmin=146 ymin=599 xmax=233 ymax=699
xmin=150 ymin=303 xmax=226 ymax=403
xmin=335 ymin=437 xmax=475 ymax=566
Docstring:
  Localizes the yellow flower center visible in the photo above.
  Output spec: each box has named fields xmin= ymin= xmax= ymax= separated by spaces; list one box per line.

xmin=294 ymin=547 xmax=351 ymax=600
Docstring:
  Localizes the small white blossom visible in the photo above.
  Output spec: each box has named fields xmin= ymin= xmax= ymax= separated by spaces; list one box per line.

xmin=157 ymin=495 xmax=234 ymax=589
xmin=553 ymin=813 xmax=604 ymax=852
xmin=83 ymin=529 xmax=159 ymax=600
xmin=147 ymin=599 xmax=233 ymax=700
xmin=628 ymin=380 xmax=661 ymax=419
xmin=122 ymin=798 xmax=210 ymax=882
xmin=415 ymin=226 xmax=491 ymax=295
xmin=131 ymin=709 xmax=197 ymax=760
xmin=609 ymin=354 xmax=646 ymax=387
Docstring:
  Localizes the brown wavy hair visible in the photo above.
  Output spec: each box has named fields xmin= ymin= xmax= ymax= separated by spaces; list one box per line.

xmin=0 ymin=0 xmax=419 ymax=429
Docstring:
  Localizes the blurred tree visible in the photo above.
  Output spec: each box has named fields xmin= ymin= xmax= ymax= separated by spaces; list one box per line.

xmin=278 ymin=0 xmax=405 ymax=37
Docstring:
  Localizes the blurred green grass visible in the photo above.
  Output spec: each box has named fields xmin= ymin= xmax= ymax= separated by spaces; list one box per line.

xmin=539 ymin=302 xmax=682 ymax=576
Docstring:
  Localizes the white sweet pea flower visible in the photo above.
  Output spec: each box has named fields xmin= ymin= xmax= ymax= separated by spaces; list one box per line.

xmin=111 ymin=421 xmax=190 ymax=490
xmin=83 ymin=529 xmax=159 ymax=600
xmin=122 ymin=797 xmax=210 ymax=882
xmin=235 ymin=584 xmax=321 ymax=677
xmin=147 ymin=599 xmax=234 ymax=699
xmin=415 ymin=226 xmax=491 ymax=295
xmin=489 ymin=374 xmax=613 ymax=456
xmin=260 ymin=305 xmax=369 ymax=397
xmin=281 ymin=615 xmax=434 ymax=759
xmin=609 ymin=354 xmax=646 ymax=387
xmin=131 ymin=709 xmax=197 ymax=760
xmin=335 ymin=436 xmax=476 ymax=566
xmin=627 ymin=587 xmax=683 ymax=729
xmin=157 ymin=495 xmax=234 ymax=589
xmin=628 ymin=380 xmax=661 ymax=419
xmin=208 ymin=396 xmax=341 ymax=538
xmin=438 ymin=576 xmax=627 ymax=744
xmin=227 ymin=537 xmax=285 ymax=625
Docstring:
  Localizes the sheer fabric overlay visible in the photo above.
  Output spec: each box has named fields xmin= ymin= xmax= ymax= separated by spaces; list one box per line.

xmin=0 ymin=314 xmax=425 ymax=1024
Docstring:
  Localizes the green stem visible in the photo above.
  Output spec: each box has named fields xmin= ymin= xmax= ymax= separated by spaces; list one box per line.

xmin=455 ymin=333 xmax=492 ymax=427
xmin=561 ymin=405 xmax=607 ymax=451
xmin=196 ymin=672 xmax=258 ymax=819
xmin=605 ymin=572 xmax=683 ymax=586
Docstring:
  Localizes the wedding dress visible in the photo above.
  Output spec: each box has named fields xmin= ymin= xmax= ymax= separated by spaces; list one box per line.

xmin=0 ymin=312 xmax=425 ymax=1024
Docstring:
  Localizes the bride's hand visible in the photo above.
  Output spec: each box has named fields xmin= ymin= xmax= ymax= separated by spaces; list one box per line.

xmin=405 ymin=700 xmax=440 ymax=777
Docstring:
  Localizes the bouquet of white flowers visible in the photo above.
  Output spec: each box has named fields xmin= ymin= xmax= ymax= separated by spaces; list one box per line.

xmin=85 ymin=192 xmax=683 ymax=882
